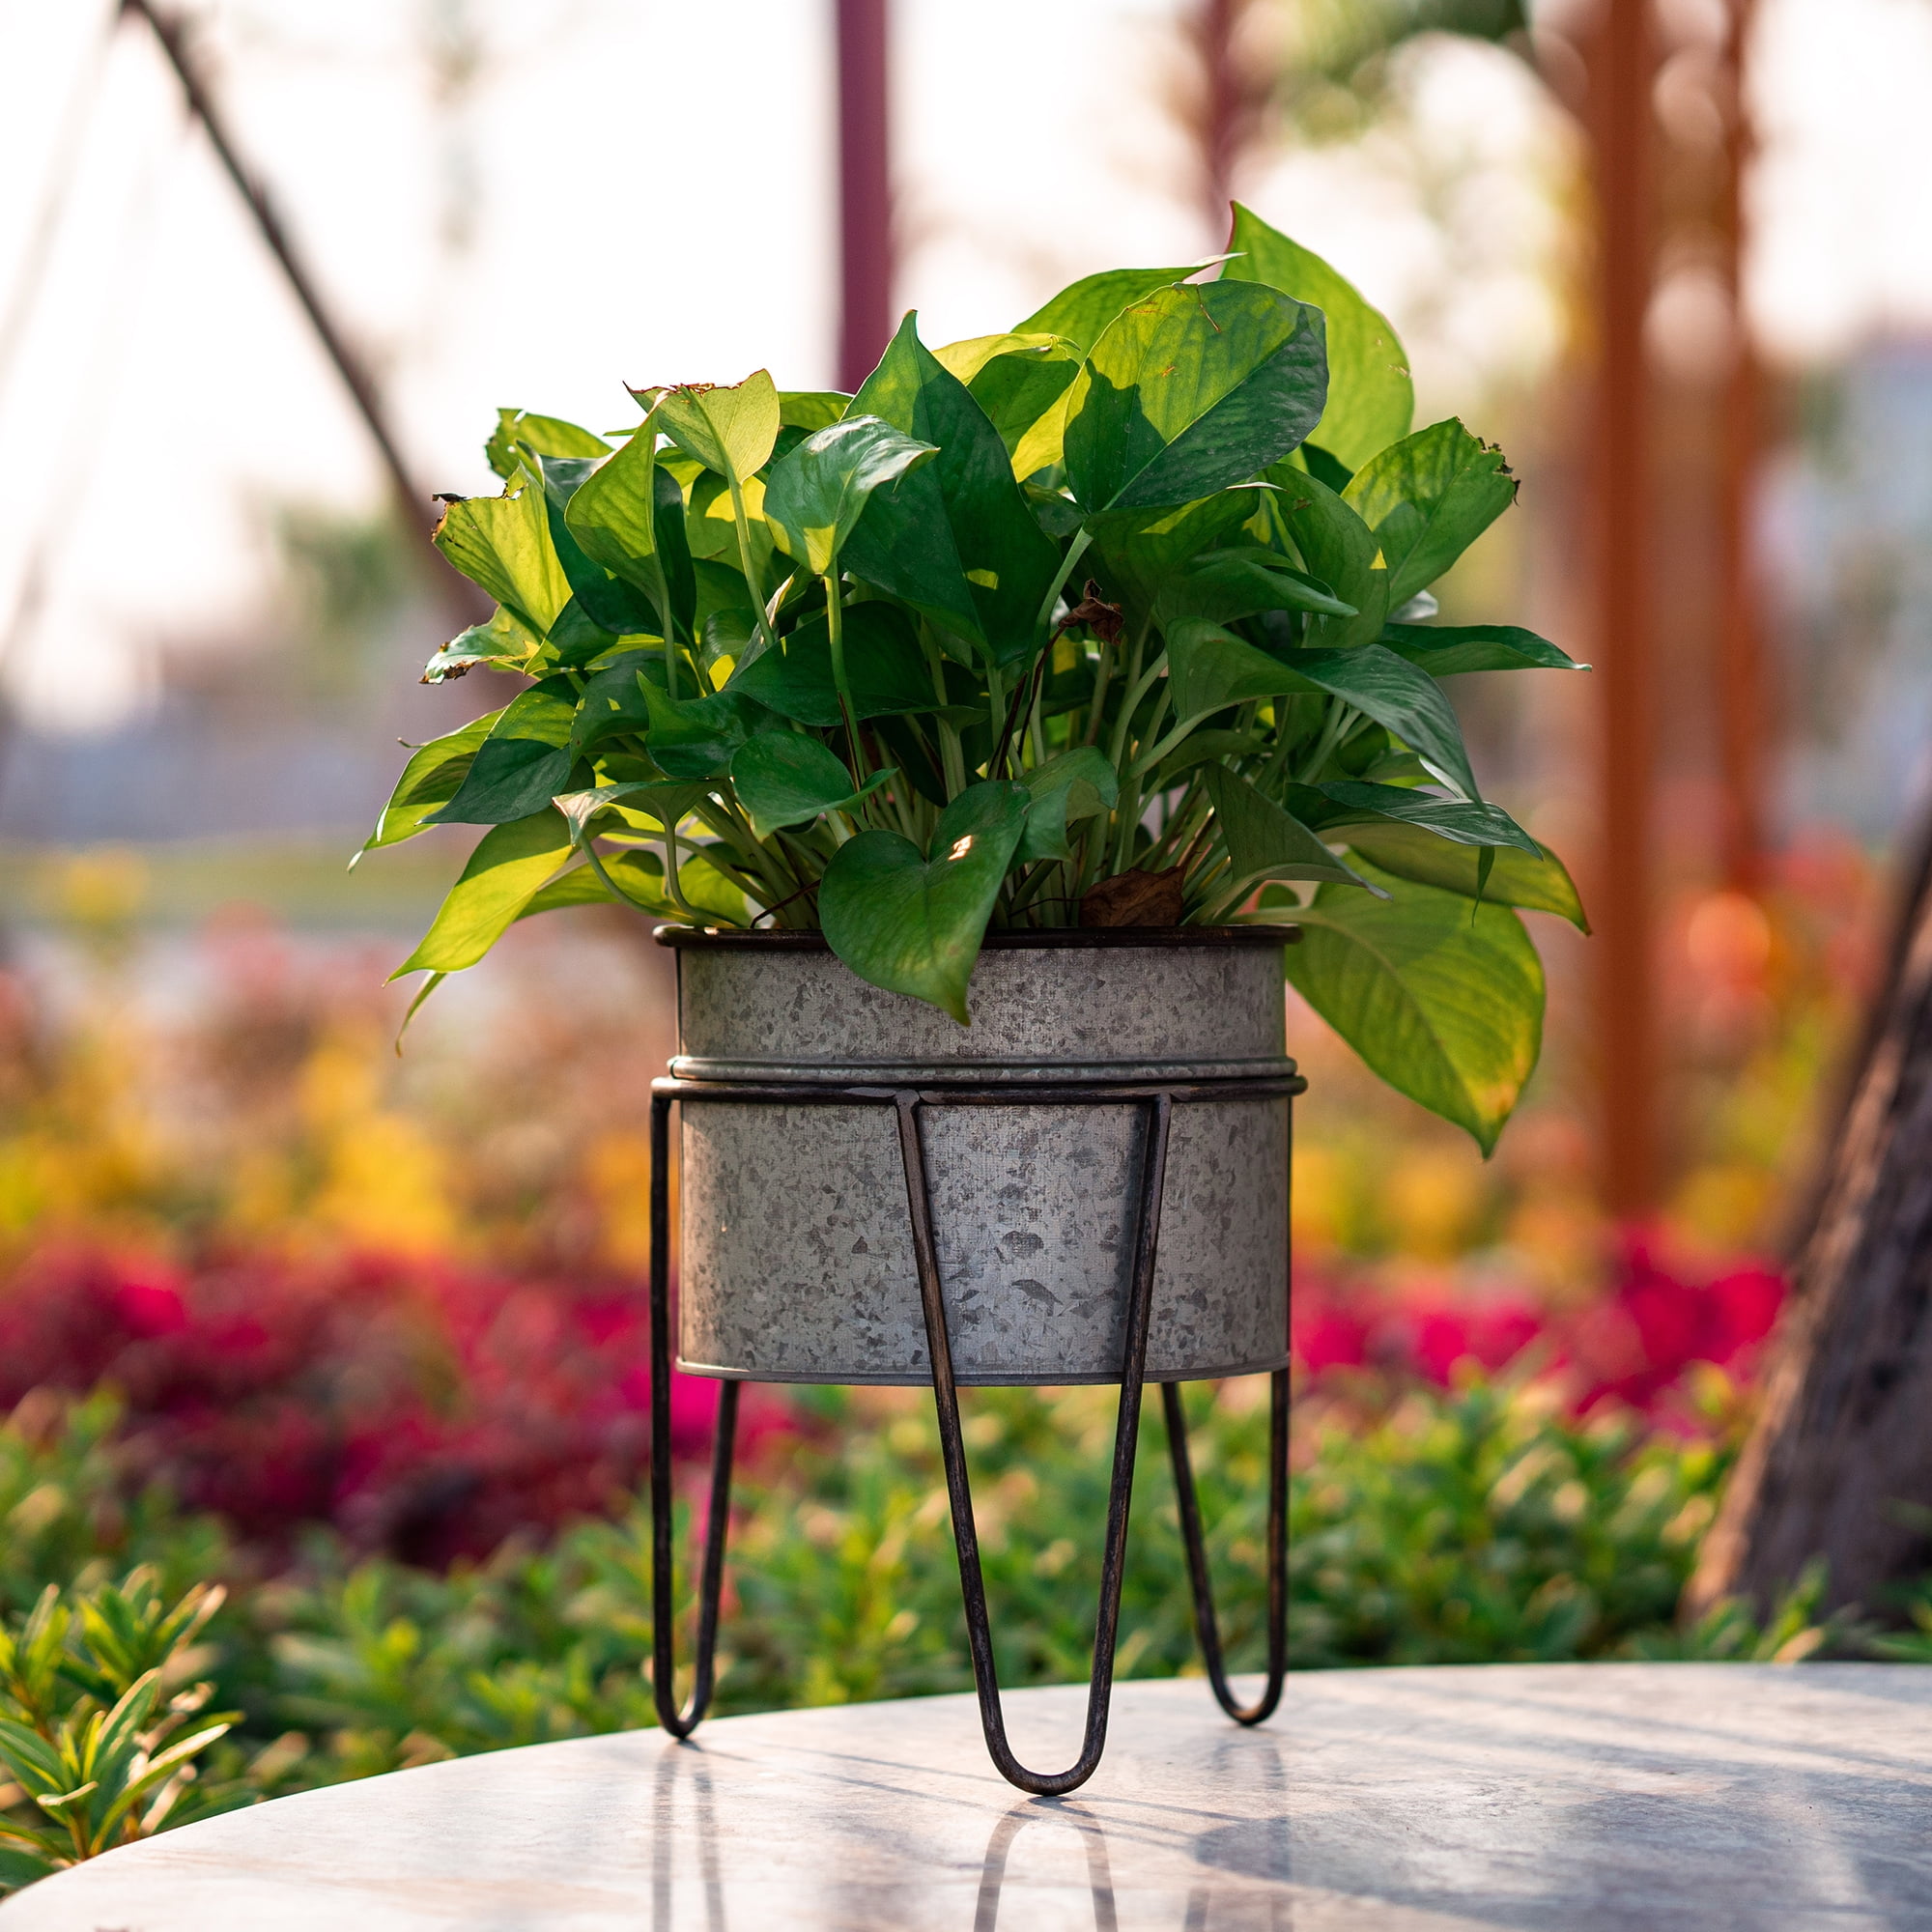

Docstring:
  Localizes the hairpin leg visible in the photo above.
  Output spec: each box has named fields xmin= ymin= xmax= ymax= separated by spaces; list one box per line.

xmin=650 ymin=1089 xmax=740 ymax=1739
xmin=1161 ymin=1368 xmax=1287 ymax=1725
xmin=896 ymin=1088 xmax=1171 ymax=1797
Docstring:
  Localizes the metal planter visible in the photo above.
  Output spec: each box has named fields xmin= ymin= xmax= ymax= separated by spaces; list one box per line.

xmin=663 ymin=927 xmax=1296 ymax=1386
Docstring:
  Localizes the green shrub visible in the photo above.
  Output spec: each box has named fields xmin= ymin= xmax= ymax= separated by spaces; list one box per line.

xmin=0 ymin=1377 xmax=1855 ymax=1893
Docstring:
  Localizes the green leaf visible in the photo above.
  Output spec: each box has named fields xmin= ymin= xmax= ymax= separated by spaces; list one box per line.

xmin=780 ymin=390 xmax=851 ymax=432
xmin=763 ymin=415 xmax=938 ymax=577
xmin=1016 ymin=266 xmax=1199 ymax=352
xmin=358 ymin=710 xmax=499 ymax=858
xmin=842 ymin=315 xmax=1061 ymax=666
xmin=486 ymin=409 xmax=609 ymax=479
xmin=554 ymin=781 xmax=713 ymax=846
xmin=515 ymin=851 xmax=668 ymax=921
xmin=432 ymin=475 xmax=572 ymax=636
xmin=561 ymin=411 xmax=695 ymax=639
xmin=568 ymin=654 xmax=656 ymax=759
xmin=932 ymin=332 xmax=1084 ymax=478
xmin=1222 ymin=206 xmax=1412 ymax=471
xmin=657 ymin=371 xmax=782 ymax=485
xmin=1086 ymin=491 xmax=1257 ymax=619
xmin=729 ymin=731 xmax=891 ymax=837
xmin=393 ymin=810 xmax=576 ymax=976
xmin=1335 ymin=821 xmax=1589 ymax=930
xmin=431 ymin=678 xmax=579 ymax=826
xmin=727 ymin=602 xmax=933 ymax=725
xmin=820 ymin=781 xmax=1030 ymax=1023
xmin=1381 ymin=622 xmax=1584 ymax=676
xmin=536 ymin=456 xmax=660 ymax=636
xmin=1153 ymin=549 xmax=1354 ymax=629
xmin=1302 ymin=781 xmax=1540 ymax=855
xmin=421 ymin=605 xmax=543 ymax=683
xmin=1167 ymin=624 xmax=1481 ymax=800
xmin=1343 ymin=419 xmax=1517 ymax=606
xmin=639 ymin=683 xmax=769 ymax=780
xmin=1287 ymin=859 xmax=1545 ymax=1153
xmin=1272 ymin=469 xmax=1386 ymax=646
xmin=1016 ymin=747 xmax=1119 ymax=863
xmin=1203 ymin=766 xmax=1375 ymax=893
xmin=1063 ymin=282 xmax=1327 ymax=513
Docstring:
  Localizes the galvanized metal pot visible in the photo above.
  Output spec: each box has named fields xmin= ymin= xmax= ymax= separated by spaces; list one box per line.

xmin=661 ymin=926 xmax=1296 ymax=1386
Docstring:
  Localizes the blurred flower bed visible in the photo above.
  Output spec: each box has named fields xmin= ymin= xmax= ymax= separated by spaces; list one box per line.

xmin=0 ymin=835 xmax=1897 ymax=1886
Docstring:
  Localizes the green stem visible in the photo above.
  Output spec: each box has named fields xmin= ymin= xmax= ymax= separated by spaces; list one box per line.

xmin=727 ymin=473 xmax=779 ymax=663
xmin=824 ymin=571 xmax=867 ymax=783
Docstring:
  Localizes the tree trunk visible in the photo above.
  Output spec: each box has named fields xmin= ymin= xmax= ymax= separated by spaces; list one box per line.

xmin=1688 ymin=839 xmax=1932 ymax=1619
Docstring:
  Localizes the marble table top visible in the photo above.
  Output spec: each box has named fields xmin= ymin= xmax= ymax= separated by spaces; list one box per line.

xmin=6 ymin=1663 xmax=1932 ymax=1929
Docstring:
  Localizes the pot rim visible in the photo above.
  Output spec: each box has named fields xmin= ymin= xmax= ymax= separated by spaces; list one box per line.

xmin=653 ymin=923 xmax=1299 ymax=951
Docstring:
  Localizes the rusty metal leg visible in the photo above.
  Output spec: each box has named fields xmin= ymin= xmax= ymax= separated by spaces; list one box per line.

xmin=1161 ymin=1370 xmax=1287 ymax=1725
xmin=650 ymin=1089 xmax=739 ymax=1739
xmin=896 ymin=1088 xmax=1172 ymax=1797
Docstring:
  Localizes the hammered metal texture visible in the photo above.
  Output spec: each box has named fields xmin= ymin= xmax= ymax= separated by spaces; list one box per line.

xmin=672 ymin=941 xmax=1287 ymax=1084
xmin=673 ymin=942 xmax=1292 ymax=1385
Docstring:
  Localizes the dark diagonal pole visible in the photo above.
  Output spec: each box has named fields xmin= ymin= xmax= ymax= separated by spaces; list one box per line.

xmin=836 ymin=0 xmax=893 ymax=392
xmin=123 ymin=0 xmax=480 ymax=625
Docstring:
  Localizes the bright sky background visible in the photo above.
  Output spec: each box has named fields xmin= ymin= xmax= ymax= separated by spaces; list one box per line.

xmin=1 ymin=0 xmax=1929 ymax=730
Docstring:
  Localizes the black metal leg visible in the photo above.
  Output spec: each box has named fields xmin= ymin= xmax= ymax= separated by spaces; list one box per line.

xmin=1161 ymin=1369 xmax=1286 ymax=1725
xmin=895 ymin=1088 xmax=1172 ymax=1797
xmin=650 ymin=1090 xmax=740 ymax=1739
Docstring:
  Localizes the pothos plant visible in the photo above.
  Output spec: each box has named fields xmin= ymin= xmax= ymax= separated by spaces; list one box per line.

xmin=364 ymin=206 xmax=1586 ymax=1151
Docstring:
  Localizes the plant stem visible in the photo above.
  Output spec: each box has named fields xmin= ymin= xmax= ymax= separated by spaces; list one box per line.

xmin=726 ymin=474 xmax=779 ymax=663
xmin=823 ymin=571 xmax=867 ymax=783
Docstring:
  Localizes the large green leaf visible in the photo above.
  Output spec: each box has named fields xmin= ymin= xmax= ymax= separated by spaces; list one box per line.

xmin=567 ymin=655 xmax=655 ymax=759
xmin=1343 ymin=419 xmax=1517 ymax=606
xmin=1166 ymin=622 xmax=1481 ymax=800
xmin=1335 ymin=820 xmax=1589 ymax=930
xmin=358 ymin=710 xmax=499 ymax=858
xmin=1301 ymin=781 xmax=1539 ymax=855
xmin=932 ymin=331 xmax=1084 ymax=478
xmin=515 ymin=850 xmax=669 ymax=921
xmin=780 ymin=390 xmax=851 ymax=432
xmin=561 ymin=412 xmax=696 ymax=640
xmin=1016 ymin=747 xmax=1118 ymax=863
xmin=843 ymin=315 xmax=1062 ymax=665
xmin=658 ymin=372 xmax=781 ymax=485
xmin=394 ymin=810 xmax=576 ymax=977
xmin=536 ymin=456 xmax=660 ymax=637
xmin=1381 ymin=622 xmax=1583 ymax=676
xmin=432 ymin=678 xmax=579 ymax=825
xmin=1063 ymin=283 xmax=1327 ymax=513
xmin=639 ymin=684 xmax=769 ymax=780
xmin=1222 ymin=206 xmax=1412 ymax=471
xmin=1286 ymin=859 xmax=1545 ymax=1153
xmin=726 ymin=602 xmax=933 ymax=725
xmin=1272 ymin=469 xmax=1386 ymax=646
xmin=433 ymin=476 xmax=573 ymax=635
xmin=820 ymin=781 xmax=1030 ymax=1022
xmin=486 ymin=409 xmax=609 ymax=479
xmin=729 ymin=731 xmax=891 ymax=837
xmin=1153 ymin=548 xmax=1354 ymax=629
xmin=1015 ymin=266 xmax=1198 ymax=352
xmin=763 ymin=415 xmax=938 ymax=577
xmin=1203 ymin=766 xmax=1374 ymax=893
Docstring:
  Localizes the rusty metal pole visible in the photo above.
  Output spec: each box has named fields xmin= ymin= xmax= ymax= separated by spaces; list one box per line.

xmin=835 ymin=0 xmax=893 ymax=392
xmin=1717 ymin=0 xmax=1766 ymax=895
xmin=1590 ymin=0 xmax=1661 ymax=1217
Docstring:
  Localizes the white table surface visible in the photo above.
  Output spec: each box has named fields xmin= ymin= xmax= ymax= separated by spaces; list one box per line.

xmin=5 ymin=1664 xmax=1932 ymax=1929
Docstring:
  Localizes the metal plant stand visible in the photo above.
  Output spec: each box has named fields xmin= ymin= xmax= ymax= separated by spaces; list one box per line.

xmin=646 ymin=1068 xmax=1297 ymax=1795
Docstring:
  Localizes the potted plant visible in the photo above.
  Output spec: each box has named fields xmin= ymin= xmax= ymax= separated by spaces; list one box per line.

xmin=362 ymin=205 xmax=1585 ymax=1787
